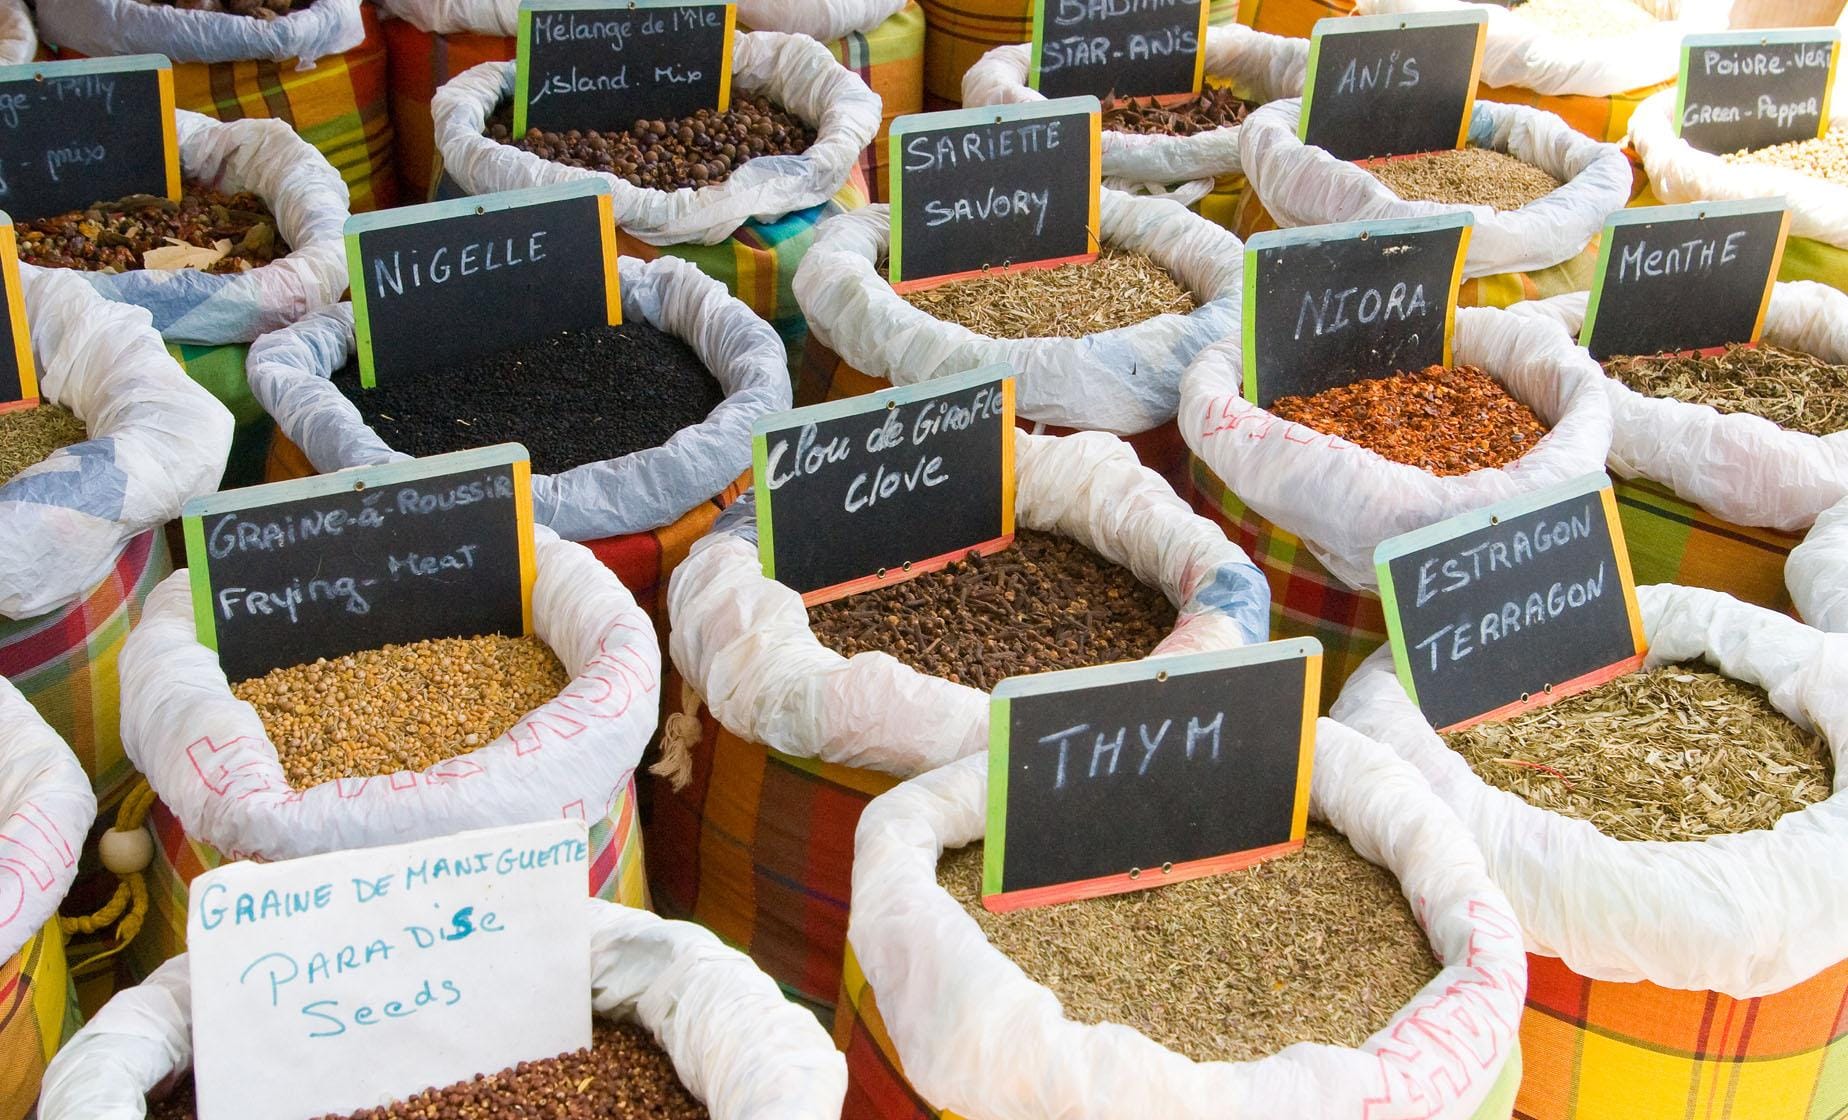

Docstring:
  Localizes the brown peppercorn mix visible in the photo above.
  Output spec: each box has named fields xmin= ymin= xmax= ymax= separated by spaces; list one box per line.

xmin=231 ymin=633 xmax=569 ymax=790
xmin=16 ymin=187 xmax=288 ymax=274
xmin=1268 ymin=364 xmax=1551 ymax=476
xmin=807 ymin=529 xmax=1178 ymax=692
xmin=1101 ymin=88 xmax=1257 ymax=136
xmin=487 ymin=96 xmax=817 ymax=192
xmin=137 ymin=0 xmax=316 ymax=17
xmin=146 ymin=1021 xmax=711 ymax=1120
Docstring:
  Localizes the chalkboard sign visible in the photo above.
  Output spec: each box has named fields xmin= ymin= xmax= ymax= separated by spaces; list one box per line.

xmin=182 ymin=445 xmax=538 ymax=683
xmin=1374 ymin=473 xmax=1647 ymax=733
xmin=0 ymin=213 xmax=35 ymax=412
xmin=1676 ymin=30 xmax=1840 ymax=155
xmin=888 ymin=99 xmax=1101 ymax=289
xmin=1028 ymin=0 xmax=1208 ymax=101
xmin=1580 ymin=199 xmax=1789 ymax=361
xmin=1243 ymin=213 xmax=1471 ymax=409
xmin=513 ymin=0 xmax=736 ymax=136
xmin=983 ymin=638 xmax=1321 ymax=913
xmin=754 ymin=366 xmax=1015 ymax=603
xmin=345 ymin=181 xmax=621 ymax=387
xmin=1299 ymin=10 xmax=1487 ymax=161
xmin=0 ymin=57 xmax=181 ymax=223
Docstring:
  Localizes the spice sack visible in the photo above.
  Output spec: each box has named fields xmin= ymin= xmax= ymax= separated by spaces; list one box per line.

xmin=38 ymin=901 xmax=847 ymax=1119
xmin=840 ymin=723 xmax=1526 ymax=1120
xmin=792 ymin=193 xmax=1243 ymax=479
xmin=0 ymin=0 xmax=33 ymax=64
xmin=1333 ymin=584 xmax=1848 ymax=1120
xmin=959 ymin=25 xmax=1308 ymax=217
xmin=649 ymin=430 xmax=1271 ymax=1014
xmin=1353 ymin=0 xmax=1730 ymax=141
xmin=1236 ymin=99 xmax=1633 ymax=305
xmin=1509 ymin=281 xmax=1848 ymax=624
xmin=118 ymin=526 xmax=661 ymax=973
xmin=0 ymin=680 xmax=96 ymax=1120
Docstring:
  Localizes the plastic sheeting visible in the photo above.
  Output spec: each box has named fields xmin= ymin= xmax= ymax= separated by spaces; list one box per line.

xmin=0 ymin=0 xmax=35 ymax=64
xmin=792 ymin=193 xmax=1243 ymax=436
xmin=1239 ymin=98 xmax=1632 ymax=278
xmin=1353 ymin=0 xmax=1729 ymax=97
xmin=669 ymin=430 xmax=1270 ymax=778
xmin=72 ymin=111 xmax=350 ymax=345
xmin=0 ymin=266 xmax=231 ymax=619
xmin=959 ymin=25 xmax=1308 ymax=189
xmin=246 ymin=254 xmax=788 ymax=539
xmin=118 ymin=527 xmax=661 ymax=861
xmin=0 ymin=678 xmax=95 ymax=965
xmin=37 ymin=901 xmax=847 ymax=1119
xmin=1178 ymin=305 xmax=1615 ymax=591
xmin=1333 ymin=583 xmax=1848 ymax=998
xmin=431 ymin=37 xmax=881 ymax=245
xmin=847 ymin=724 xmax=1527 ymax=1119
xmin=37 ymin=0 xmax=364 ymax=66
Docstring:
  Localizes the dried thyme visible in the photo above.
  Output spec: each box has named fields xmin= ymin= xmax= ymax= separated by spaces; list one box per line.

xmin=1602 ymin=343 xmax=1848 ymax=437
xmin=897 ymin=250 xmax=1197 ymax=339
xmin=1444 ymin=664 xmax=1835 ymax=843
xmin=938 ymin=826 xmax=1442 ymax=1063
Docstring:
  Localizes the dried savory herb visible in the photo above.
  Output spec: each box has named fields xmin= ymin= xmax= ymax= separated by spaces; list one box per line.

xmin=896 ymin=250 xmax=1197 ymax=339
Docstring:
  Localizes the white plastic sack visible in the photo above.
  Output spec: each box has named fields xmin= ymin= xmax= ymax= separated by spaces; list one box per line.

xmin=1353 ymin=0 xmax=1729 ymax=97
xmin=0 ymin=266 xmax=232 ymax=619
xmin=1790 ymin=497 xmax=1848 ymax=633
xmin=1333 ymin=583 xmax=1848 ymax=997
xmin=0 ymin=0 xmax=37 ymax=65
xmin=380 ymin=0 xmax=902 ymax=44
xmin=1178 ymin=305 xmax=1615 ymax=591
xmin=37 ymin=0 xmax=363 ymax=67
xmin=0 ymin=677 xmax=96 ymax=966
xmin=668 ymin=431 xmax=1271 ymax=778
xmin=118 ymin=527 xmax=661 ymax=860
xmin=960 ymin=26 xmax=1309 ymax=188
xmin=1629 ymin=85 xmax=1848 ymax=251
xmin=37 ymin=900 xmax=847 ymax=1120
xmin=247 ymin=253 xmax=789 ymax=539
xmin=73 ymin=111 xmax=350 ymax=346
xmin=1239 ymin=98 xmax=1632 ymax=277
xmin=793 ymin=193 xmax=1243 ymax=435
xmin=1506 ymin=283 xmax=1848 ymax=533
xmin=848 ymin=724 xmax=1527 ymax=1120
xmin=432 ymin=38 xmax=881 ymax=246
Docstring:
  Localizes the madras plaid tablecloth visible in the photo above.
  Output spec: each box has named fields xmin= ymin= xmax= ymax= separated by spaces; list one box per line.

xmin=1481 ymin=81 xmax=1674 ymax=145
xmin=132 ymin=777 xmax=647 ymax=979
xmin=645 ymin=672 xmax=902 ymax=1021
xmin=1613 ymin=476 xmax=1801 ymax=619
xmin=834 ymin=941 xmax=1526 ymax=1120
xmin=0 ymin=530 xmax=169 ymax=816
xmin=1186 ymin=454 xmax=1381 ymax=708
xmin=1234 ymin=0 xmax=1355 ymax=40
xmin=168 ymin=342 xmax=272 ymax=489
xmin=0 ymin=922 xmax=79 ymax=1120
xmin=1517 ymin=953 xmax=1848 ymax=1120
xmin=827 ymin=2 xmax=925 ymax=202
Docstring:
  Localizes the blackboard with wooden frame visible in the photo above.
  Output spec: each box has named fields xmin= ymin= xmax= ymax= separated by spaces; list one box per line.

xmin=753 ymin=365 xmax=1017 ymax=604
xmin=1578 ymin=198 xmax=1789 ymax=362
xmin=1299 ymin=10 xmax=1487 ymax=162
xmin=182 ymin=445 xmax=538 ymax=684
xmin=0 ymin=56 xmax=181 ymax=224
xmin=0 ymin=213 xmax=36 ymax=413
xmin=1027 ymin=0 xmax=1210 ymax=101
xmin=887 ymin=99 xmax=1102 ymax=291
xmin=1676 ymin=29 xmax=1840 ymax=156
xmin=512 ymin=0 xmax=737 ymax=137
xmin=344 ymin=181 xmax=622 ymax=389
xmin=983 ymin=638 xmax=1322 ymax=913
xmin=1373 ymin=473 xmax=1647 ymax=734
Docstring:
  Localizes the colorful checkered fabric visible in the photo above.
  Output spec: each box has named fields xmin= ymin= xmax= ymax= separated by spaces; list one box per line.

xmin=0 ymin=529 xmax=170 ymax=814
xmin=795 ymin=334 xmax=1192 ymax=485
xmin=1233 ymin=0 xmax=1355 ymax=40
xmin=1613 ymin=476 xmax=1801 ymax=619
xmin=1232 ymin=192 xmax=1604 ymax=309
xmin=1187 ymin=454 xmax=1383 ymax=709
xmin=645 ymin=673 xmax=901 ymax=1020
xmin=0 ymin=922 xmax=79 ymax=1120
xmin=835 ymin=941 xmax=1527 ymax=1120
xmin=132 ymin=777 xmax=648 ymax=979
xmin=1517 ymin=953 xmax=1848 ymax=1120
xmin=824 ymin=2 xmax=925 ymax=202
xmin=1482 ymin=82 xmax=1673 ymax=145
xmin=168 ymin=341 xmax=272 ymax=489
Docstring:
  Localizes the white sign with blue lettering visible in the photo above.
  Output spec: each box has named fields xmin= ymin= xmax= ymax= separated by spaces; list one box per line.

xmin=187 ymin=819 xmax=592 ymax=1119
